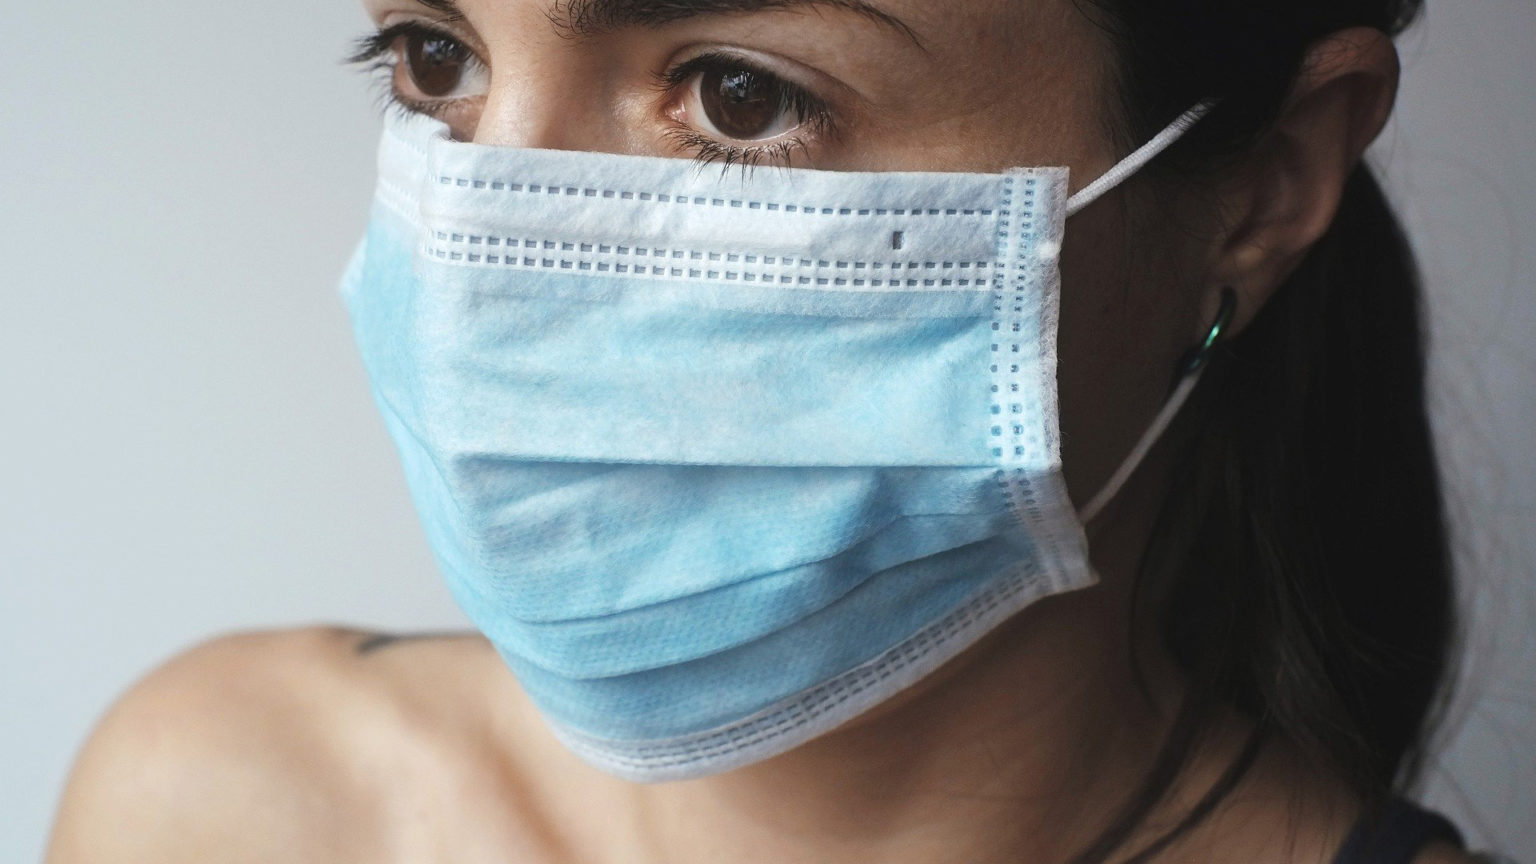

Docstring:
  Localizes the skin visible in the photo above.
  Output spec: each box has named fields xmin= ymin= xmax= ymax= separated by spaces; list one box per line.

xmin=46 ymin=1 xmax=1478 ymax=861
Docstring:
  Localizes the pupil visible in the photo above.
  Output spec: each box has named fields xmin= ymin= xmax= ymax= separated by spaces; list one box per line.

xmin=702 ymin=67 xmax=783 ymax=141
xmin=721 ymin=70 xmax=757 ymax=103
xmin=404 ymin=33 xmax=468 ymax=98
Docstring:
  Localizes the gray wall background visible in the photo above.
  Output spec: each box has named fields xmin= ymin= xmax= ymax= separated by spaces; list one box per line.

xmin=2 ymin=1 xmax=1531 ymax=861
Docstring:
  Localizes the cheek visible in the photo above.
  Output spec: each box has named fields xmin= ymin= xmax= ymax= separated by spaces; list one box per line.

xmin=1054 ymin=198 xmax=1202 ymax=509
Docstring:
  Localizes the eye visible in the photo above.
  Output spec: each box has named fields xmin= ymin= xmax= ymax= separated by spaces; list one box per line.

xmin=392 ymin=25 xmax=488 ymax=102
xmin=349 ymin=20 xmax=489 ymax=124
xmin=696 ymin=66 xmax=799 ymax=141
xmin=672 ymin=54 xmax=825 ymax=145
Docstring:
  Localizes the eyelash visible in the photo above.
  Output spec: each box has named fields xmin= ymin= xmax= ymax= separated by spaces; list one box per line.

xmin=654 ymin=51 xmax=835 ymax=171
xmin=347 ymin=21 xmax=478 ymax=122
xmin=347 ymin=25 xmax=836 ymax=169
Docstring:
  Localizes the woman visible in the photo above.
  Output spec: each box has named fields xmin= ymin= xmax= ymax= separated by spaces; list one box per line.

xmin=46 ymin=0 xmax=1506 ymax=861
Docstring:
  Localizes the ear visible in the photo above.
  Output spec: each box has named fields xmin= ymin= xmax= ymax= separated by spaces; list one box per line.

xmin=1206 ymin=27 xmax=1401 ymax=336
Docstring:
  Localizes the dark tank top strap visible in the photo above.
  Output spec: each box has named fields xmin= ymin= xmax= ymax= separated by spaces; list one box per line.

xmin=1333 ymin=797 xmax=1466 ymax=864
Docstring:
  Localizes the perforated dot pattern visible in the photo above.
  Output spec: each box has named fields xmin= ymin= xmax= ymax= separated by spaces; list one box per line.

xmin=424 ymin=230 xmax=997 ymax=289
xmin=435 ymin=174 xmax=996 ymax=219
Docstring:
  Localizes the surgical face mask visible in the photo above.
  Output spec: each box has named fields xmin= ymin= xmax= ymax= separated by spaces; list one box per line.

xmin=341 ymin=104 xmax=1212 ymax=782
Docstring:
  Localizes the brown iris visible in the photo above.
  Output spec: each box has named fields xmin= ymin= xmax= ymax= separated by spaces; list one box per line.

xmin=699 ymin=66 xmax=791 ymax=141
xmin=399 ymin=30 xmax=474 ymax=98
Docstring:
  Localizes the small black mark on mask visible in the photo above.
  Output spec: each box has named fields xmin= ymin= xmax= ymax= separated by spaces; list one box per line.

xmin=892 ymin=231 xmax=906 ymax=251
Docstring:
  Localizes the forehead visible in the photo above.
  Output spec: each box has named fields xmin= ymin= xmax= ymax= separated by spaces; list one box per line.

xmin=368 ymin=0 xmax=1097 ymax=53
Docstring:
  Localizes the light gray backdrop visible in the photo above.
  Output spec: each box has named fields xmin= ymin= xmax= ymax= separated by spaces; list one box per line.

xmin=2 ymin=2 xmax=1532 ymax=861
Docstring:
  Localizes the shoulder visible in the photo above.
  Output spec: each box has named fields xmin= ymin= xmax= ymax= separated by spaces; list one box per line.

xmin=44 ymin=627 xmax=508 ymax=863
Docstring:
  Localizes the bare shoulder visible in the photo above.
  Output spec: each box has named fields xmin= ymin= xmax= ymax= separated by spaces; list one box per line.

xmin=44 ymin=627 xmax=518 ymax=864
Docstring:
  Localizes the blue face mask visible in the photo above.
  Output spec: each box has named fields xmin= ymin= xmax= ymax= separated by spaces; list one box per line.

xmin=341 ymin=104 xmax=1211 ymax=782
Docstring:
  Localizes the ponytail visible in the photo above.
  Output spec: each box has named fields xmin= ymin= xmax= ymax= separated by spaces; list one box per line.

xmin=1070 ymin=164 xmax=1458 ymax=862
xmin=1063 ymin=2 xmax=1452 ymax=858
xmin=1162 ymin=162 xmax=1455 ymax=800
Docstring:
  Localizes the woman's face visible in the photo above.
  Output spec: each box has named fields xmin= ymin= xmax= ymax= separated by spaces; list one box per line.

xmin=358 ymin=0 xmax=1218 ymax=512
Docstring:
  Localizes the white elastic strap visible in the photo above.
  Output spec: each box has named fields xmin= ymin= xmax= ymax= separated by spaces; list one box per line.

xmin=1077 ymin=368 xmax=1204 ymax=525
xmin=1065 ymin=101 xmax=1217 ymax=218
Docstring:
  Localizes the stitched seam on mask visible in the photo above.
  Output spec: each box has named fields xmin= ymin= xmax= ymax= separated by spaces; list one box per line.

xmin=433 ymin=174 xmax=996 ymax=218
xmin=982 ymin=171 xmax=1082 ymax=594
xmin=431 ymin=231 xmax=994 ymax=273
xmin=993 ymin=178 xmax=1060 ymax=592
xmin=1034 ymin=170 xmax=1067 ymax=470
xmin=996 ymin=172 xmax=1052 ymax=575
xmin=548 ymin=555 xmax=1063 ymax=770
xmin=988 ymin=173 xmax=1023 ymax=567
xmin=987 ymin=173 xmax=1042 ymax=526
xmin=424 ymin=233 xmax=996 ymax=289
xmin=995 ymin=171 xmax=1081 ymax=594
xmin=426 ymin=251 xmax=993 ymax=289
xmin=1026 ymin=172 xmax=1079 ymax=591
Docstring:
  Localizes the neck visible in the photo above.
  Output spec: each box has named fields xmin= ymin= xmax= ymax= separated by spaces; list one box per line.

xmin=617 ymin=461 xmax=1201 ymax=864
xmin=637 ymin=610 xmax=1170 ymax=862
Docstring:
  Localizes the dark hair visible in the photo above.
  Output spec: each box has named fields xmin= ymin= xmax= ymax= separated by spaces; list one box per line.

xmin=1068 ymin=1 xmax=1459 ymax=861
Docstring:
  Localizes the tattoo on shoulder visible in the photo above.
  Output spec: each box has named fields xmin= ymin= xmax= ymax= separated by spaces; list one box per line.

xmin=354 ymin=631 xmax=476 ymax=656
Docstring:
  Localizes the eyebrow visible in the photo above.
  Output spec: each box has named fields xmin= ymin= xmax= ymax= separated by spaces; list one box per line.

xmin=415 ymin=0 xmax=468 ymax=21
xmin=413 ymin=0 xmax=920 ymax=47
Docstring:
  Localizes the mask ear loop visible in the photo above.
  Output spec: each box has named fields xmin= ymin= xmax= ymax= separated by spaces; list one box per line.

xmin=1077 ymin=288 xmax=1238 ymax=525
xmin=1066 ymin=101 xmax=1217 ymax=218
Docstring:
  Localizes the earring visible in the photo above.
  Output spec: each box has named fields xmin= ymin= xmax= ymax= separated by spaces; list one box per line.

xmin=1176 ymin=287 xmax=1239 ymax=379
